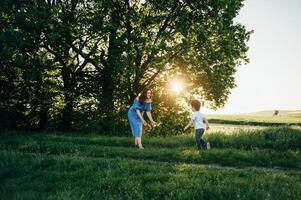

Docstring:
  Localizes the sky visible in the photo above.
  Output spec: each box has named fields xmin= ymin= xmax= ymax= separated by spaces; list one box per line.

xmin=206 ymin=0 xmax=301 ymax=114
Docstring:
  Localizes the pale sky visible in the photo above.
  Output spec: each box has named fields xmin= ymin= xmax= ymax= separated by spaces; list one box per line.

xmin=206 ymin=0 xmax=301 ymax=114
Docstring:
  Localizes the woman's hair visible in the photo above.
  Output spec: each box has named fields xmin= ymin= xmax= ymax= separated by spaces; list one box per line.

xmin=190 ymin=100 xmax=201 ymax=111
xmin=138 ymin=88 xmax=151 ymax=104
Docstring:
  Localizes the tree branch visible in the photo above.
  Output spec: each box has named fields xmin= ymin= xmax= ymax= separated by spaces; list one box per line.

xmin=153 ymin=0 xmax=178 ymax=44
xmin=138 ymin=69 xmax=161 ymax=93
xmin=137 ymin=50 xmax=180 ymax=93
xmin=40 ymin=45 xmax=66 ymax=67
xmin=67 ymin=39 xmax=101 ymax=72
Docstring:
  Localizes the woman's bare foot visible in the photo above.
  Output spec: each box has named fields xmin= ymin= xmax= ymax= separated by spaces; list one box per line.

xmin=134 ymin=138 xmax=138 ymax=146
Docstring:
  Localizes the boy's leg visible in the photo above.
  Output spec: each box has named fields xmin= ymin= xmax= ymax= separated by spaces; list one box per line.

xmin=198 ymin=129 xmax=207 ymax=149
xmin=200 ymin=138 xmax=207 ymax=149
xmin=195 ymin=129 xmax=202 ymax=149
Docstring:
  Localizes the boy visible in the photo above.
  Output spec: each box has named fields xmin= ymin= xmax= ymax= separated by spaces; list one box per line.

xmin=184 ymin=100 xmax=210 ymax=149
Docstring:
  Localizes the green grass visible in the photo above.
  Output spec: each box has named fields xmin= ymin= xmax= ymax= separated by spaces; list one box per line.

xmin=1 ymin=116 xmax=301 ymax=199
xmin=1 ymin=150 xmax=301 ymax=200
xmin=206 ymin=126 xmax=301 ymax=151
xmin=1 ymin=129 xmax=300 ymax=169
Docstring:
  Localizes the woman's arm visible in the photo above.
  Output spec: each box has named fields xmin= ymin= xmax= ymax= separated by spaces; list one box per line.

xmin=146 ymin=111 xmax=157 ymax=127
xmin=136 ymin=110 xmax=147 ymax=126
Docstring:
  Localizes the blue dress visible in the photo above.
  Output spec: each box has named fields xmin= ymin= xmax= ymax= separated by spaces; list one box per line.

xmin=128 ymin=99 xmax=152 ymax=137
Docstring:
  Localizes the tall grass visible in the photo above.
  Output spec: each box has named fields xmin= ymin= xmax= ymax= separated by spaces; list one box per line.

xmin=206 ymin=126 xmax=301 ymax=151
xmin=1 ymin=116 xmax=301 ymax=199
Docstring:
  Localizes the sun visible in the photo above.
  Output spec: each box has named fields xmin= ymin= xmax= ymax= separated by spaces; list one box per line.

xmin=171 ymin=81 xmax=184 ymax=93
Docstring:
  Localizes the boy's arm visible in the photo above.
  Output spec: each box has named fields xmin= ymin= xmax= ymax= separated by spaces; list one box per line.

xmin=204 ymin=117 xmax=210 ymax=130
xmin=184 ymin=120 xmax=193 ymax=131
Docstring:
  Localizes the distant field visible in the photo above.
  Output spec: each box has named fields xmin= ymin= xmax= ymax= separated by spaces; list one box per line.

xmin=241 ymin=110 xmax=301 ymax=117
xmin=207 ymin=115 xmax=301 ymax=126
xmin=1 ymin=116 xmax=301 ymax=199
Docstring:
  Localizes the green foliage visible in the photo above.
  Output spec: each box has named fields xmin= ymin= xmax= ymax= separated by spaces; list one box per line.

xmin=0 ymin=0 xmax=251 ymax=132
xmin=274 ymin=110 xmax=279 ymax=116
xmin=146 ymin=91 xmax=190 ymax=136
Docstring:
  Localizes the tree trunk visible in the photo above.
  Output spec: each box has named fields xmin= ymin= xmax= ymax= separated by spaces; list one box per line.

xmin=101 ymin=30 xmax=116 ymax=112
xmin=61 ymin=67 xmax=74 ymax=131
xmin=38 ymin=105 xmax=48 ymax=130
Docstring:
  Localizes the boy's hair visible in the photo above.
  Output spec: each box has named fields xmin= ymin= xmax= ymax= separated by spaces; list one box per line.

xmin=190 ymin=100 xmax=201 ymax=111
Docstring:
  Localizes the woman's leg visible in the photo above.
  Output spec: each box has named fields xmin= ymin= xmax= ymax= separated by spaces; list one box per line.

xmin=137 ymin=137 xmax=144 ymax=149
xmin=128 ymin=116 xmax=141 ymax=147
xmin=128 ymin=116 xmax=136 ymax=146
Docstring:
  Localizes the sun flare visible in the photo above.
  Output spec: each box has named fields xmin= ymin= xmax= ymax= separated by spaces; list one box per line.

xmin=171 ymin=81 xmax=184 ymax=93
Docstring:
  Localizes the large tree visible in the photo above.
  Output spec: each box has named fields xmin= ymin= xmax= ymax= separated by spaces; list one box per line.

xmin=0 ymin=0 xmax=251 ymax=131
xmin=101 ymin=0 xmax=251 ymax=108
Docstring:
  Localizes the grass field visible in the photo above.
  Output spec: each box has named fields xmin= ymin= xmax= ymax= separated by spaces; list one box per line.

xmin=1 ymin=116 xmax=301 ymax=199
xmin=207 ymin=115 xmax=301 ymax=126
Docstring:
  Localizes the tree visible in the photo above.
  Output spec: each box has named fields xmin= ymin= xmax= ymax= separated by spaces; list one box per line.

xmin=0 ymin=0 xmax=251 ymax=132
xmin=106 ymin=0 xmax=251 ymax=110
xmin=0 ymin=1 xmax=59 ymax=129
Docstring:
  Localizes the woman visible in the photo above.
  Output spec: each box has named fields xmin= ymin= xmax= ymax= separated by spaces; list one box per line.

xmin=128 ymin=89 xmax=157 ymax=149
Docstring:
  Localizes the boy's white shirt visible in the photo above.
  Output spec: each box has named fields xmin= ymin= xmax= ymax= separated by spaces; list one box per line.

xmin=192 ymin=111 xmax=205 ymax=129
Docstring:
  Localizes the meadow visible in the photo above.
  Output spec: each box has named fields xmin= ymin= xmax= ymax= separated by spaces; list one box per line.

xmin=1 ymin=116 xmax=301 ymax=199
